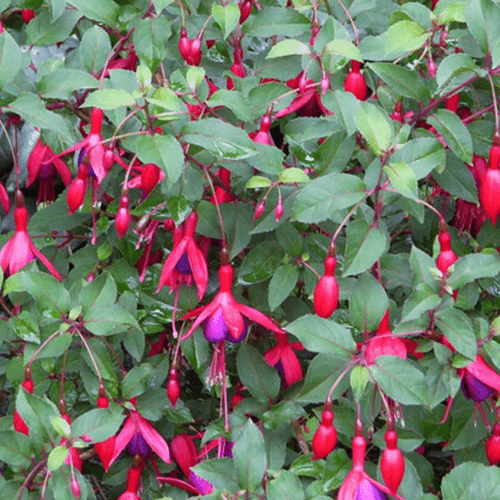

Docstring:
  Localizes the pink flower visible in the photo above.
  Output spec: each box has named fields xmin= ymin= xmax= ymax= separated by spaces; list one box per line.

xmin=27 ymin=138 xmax=72 ymax=203
xmin=155 ymin=212 xmax=208 ymax=301
xmin=43 ymin=108 xmax=107 ymax=184
xmin=108 ymin=408 xmax=171 ymax=469
xmin=264 ymin=332 xmax=304 ymax=387
xmin=180 ymin=261 xmax=284 ymax=343
xmin=0 ymin=196 xmax=62 ymax=281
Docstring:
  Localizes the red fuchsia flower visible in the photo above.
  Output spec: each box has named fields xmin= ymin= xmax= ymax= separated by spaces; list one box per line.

xmin=20 ymin=9 xmax=35 ymax=24
xmin=44 ymin=108 xmax=107 ymax=184
xmin=127 ymin=163 xmax=165 ymax=198
xmin=227 ymin=47 xmax=247 ymax=90
xmin=117 ymin=460 xmax=145 ymax=500
xmin=0 ymin=193 xmax=62 ymax=281
xmin=180 ymin=256 xmax=285 ymax=343
xmin=210 ymin=168 xmax=235 ymax=204
xmin=13 ymin=371 xmax=34 ymax=435
xmin=364 ymin=310 xmax=407 ymax=366
xmin=486 ymin=421 xmax=500 ymax=465
xmin=104 ymin=46 xmax=138 ymax=77
xmin=264 ymin=332 xmax=304 ymax=387
xmin=155 ymin=212 xmax=208 ymax=301
xmin=0 ymin=182 xmax=9 ymax=215
xmin=344 ymin=60 xmax=368 ymax=101
xmin=311 ymin=403 xmax=337 ymax=460
xmin=94 ymin=388 xmax=116 ymax=472
xmin=108 ymin=408 xmax=171 ymax=469
xmin=27 ymin=138 xmax=72 ymax=204
xmin=314 ymin=250 xmax=339 ymax=318
xmin=249 ymin=114 xmax=275 ymax=146
xmin=60 ymin=412 xmax=83 ymax=473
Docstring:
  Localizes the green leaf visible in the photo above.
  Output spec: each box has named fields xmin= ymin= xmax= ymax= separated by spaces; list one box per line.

xmin=436 ymin=53 xmax=479 ymax=90
xmin=237 ymin=344 xmax=281 ymax=402
xmin=0 ymin=431 xmax=33 ymax=467
xmin=369 ymin=62 xmax=427 ymax=100
xmin=384 ymin=162 xmax=419 ymax=200
xmin=152 ymin=0 xmax=175 ymax=13
xmin=349 ymin=273 xmax=389 ymax=332
xmin=83 ymin=303 xmax=141 ymax=336
xmin=368 ymin=356 xmax=428 ymax=405
xmin=207 ymin=89 xmax=252 ymax=121
xmin=8 ymin=93 xmax=74 ymax=141
xmin=79 ymin=26 xmax=112 ymax=74
xmin=278 ymin=168 xmax=310 ymax=184
xmin=384 ymin=20 xmax=430 ymax=56
xmin=4 ymin=271 xmax=70 ymax=314
xmin=49 ymin=0 xmax=66 ymax=21
xmin=244 ymin=7 xmax=310 ymax=37
xmin=292 ymin=173 xmax=366 ymax=223
xmin=66 ymin=0 xmax=119 ymax=26
xmin=191 ymin=459 xmax=239 ymax=493
xmin=133 ymin=16 xmax=171 ymax=71
xmin=51 ymin=416 xmax=71 ymax=438
xmin=233 ymin=419 xmax=267 ymax=491
xmin=354 ymin=102 xmax=392 ymax=154
xmin=122 ymin=364 xmax=155 ymax=400
xmin=246 ymin=176 xmax=273 ymax=188
xmin=343 ymin=220 xmax=389 ymax=277
xmin=80 ymin=272 xmax=117 ymax=313
xmin=433 ymin=151 xmax=477 ymax=203
xmin=428 ymin=110 xmax=473 ymax=164
xmin=322 ymin=39 xmax=362 ymax=60
xmin=47 ymin=446 xmax=69 ymax=472
xmin=0 ymin=31 xmax=21 ymax=88
xmin=435 ymin=308 xmax=477 ymax=360
xmin=182 ymin=118 xmax=257 ymax=161
xmin=402 ymin=284 xmax=441 ymax=322
xmin=466 ymin=0 xmax=500 ymax=67
xmin=186 ymin=66 xmax=205 ymax=92
xmin=84 ymin=89 xmax=135 ymax=109
xmin=441 ymin=458 xmax=480 ymax=499
xmin=212 ymin=3 xmax=240 ymax=38
xmin=267 ymin=470 xmax=305 ymax=500
xmin=72 ymin=409 xmax=125 ymax=443
xmin=448 ymin=252 xmax=500 ymax=289
xmin=268 ymin=264 xmax=299 ymax=311
xmin=297 ymin=353 xmax=352 ymax=403
xmin=136 ymin=134 xmax=184 ymax=188
xmin=350 ymin=366 xmax=369 ymax=403
xmin=26 ymin=10 xmax=81 ymax=45
xmin=276 ymin=224 xmax=303 ymax=256
xmin=267 ymin=39 xmax=311 ymax=58
xmin=391 ymin=138 xmax=445 ymax=180
xmin=286 ymin=315 xmax=356 ymax=354
xmin=238 ymin=240 xmax=285 ymax=285
xmin=410 ymin=246 xmax=440 ymax=290
xmin=262 ymin=401 xmax=306 ymax=430
xmin=39 ymin=70 xmax=99 ymax=100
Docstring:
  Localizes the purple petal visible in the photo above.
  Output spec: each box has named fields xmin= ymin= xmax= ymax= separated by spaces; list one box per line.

xmin=355 ymin=479 xmax=387 ymax=500
xmin=204 ymin=308 xmax=229 ymax=343
xmin=175 ymin=251 xmax=192 ymax=274
xmin=189 ymin=470 xmax=213 ymax=495
xmin=126 ymin=432 xmax=150 ymax=456
xmin=461 ymin=371 xmax=493 ymax=401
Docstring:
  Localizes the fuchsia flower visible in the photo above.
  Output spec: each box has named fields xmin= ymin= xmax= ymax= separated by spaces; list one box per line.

xmin=27 ymin=138 xmax=72 ymax=203
xmin=180 ymin=259 xmax=285 ymax=343
xmin=44 ymin=108 xmax=107 ymax=184
xmin=0 ymin=194 xmax=62 ymax=280
xmin=156 ymin=212 xmax=208 ymax=301
xmin=264 ymin=332 xmax=304 ymax=387
xmin=108 ymin=408 xmax=171 ymax=469
xmin=117 ymin=461 xmax=145 ymax=500
xmin=0 ymin=182 xmax=9 ymax=215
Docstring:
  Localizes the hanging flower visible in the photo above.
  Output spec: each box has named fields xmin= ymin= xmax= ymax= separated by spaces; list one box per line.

xmin=155 ymin=212 xmax=208 ymax=301
xmin=108 ymin=408 xmax=171 ymax=469
xmin=264 ymin=332 xmax=304 ymax=387
xmin=180 ymin=257 xmax=285 ymax=343
xmin=27 ymin=138 xmax=72 ymax=204
xmin=43 ymin=108 xmax=107 ymax=184
xmin=0 ymin=192 xmax=62 ymax=281
xmin=117 ymin=460 xmax=145 ymax=500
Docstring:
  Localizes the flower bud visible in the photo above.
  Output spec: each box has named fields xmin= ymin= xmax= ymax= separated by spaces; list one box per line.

xmin=312 ymin=407 xmax=337 ymax=459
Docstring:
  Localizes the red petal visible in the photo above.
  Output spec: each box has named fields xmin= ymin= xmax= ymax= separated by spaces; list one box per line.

xmin=280 ymin=346 xmax=303 ymax=386
xmin=109 ymin=414 xmax=136 ymax=468
xmin=337 ymin=470 xmax=363 ymax=500
xmin=26 ymin=140 xmax=47 ymax=187
xmin=155 ymin=239 xmax=188 ymax=293
xmin=180 ymin=298 xmax=220 ymax=341
xmin=263 ymin=346 xmax=281 ymax=366
xmin=87 ymin=134 xmax=106 ymax=184
xmin=157 ymin=477 xmax=201 ymax=495
xmin=136 ymin=412 xmax=171 ymax=463
xmin=186 ymin=240 xmax=208 ymax=301
xmin=0 ymin=182 xmax=9 ymax=214
xmin=49 ymin=151 xmax=72 ymax=186
xmin=238 ymin=303 xmax=284 ymax=334
xmin=42 ymin=139 xmax=87 ymax=165
xmin=221 ymin=293 xmax=245 ymax=339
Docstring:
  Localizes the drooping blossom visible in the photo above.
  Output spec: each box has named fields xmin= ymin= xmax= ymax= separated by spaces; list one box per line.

xmin=44 ymin=108 xmax=107 ymax=184
xmin=117 ymin=460 xmax=145 ymax=500
xmin=108 ymin=407 xmax=171 ymax=469
xmin=180 ymin=255 xmax=285 ymax=343
xmin=27 ymin=138 xmax=72 ymax=204
xmin=210 ymin=168 xmax=235 ymax=204
xmin=0 ymin=192 xmax=62 ymax=281
xmin=264 ymin=332 xmax=304 ymax=387
xmin=127 ymin=163 xmax=165 ymax=198
xmin=364 ymin=310 xmax=407 ymax=366
xmin=155 ymin=212 xmax=208 ymax=301
xmin=94 ymin=387 xmax=116 ymax=472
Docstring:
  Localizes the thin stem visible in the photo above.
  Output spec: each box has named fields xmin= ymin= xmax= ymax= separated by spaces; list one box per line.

xmin=335 ymin=0 xmax=359 ymax=45
xmin=27 ymin=330 xmax=61 ymax=370
xmin=77 ymin=331 xmax=103 ymax=385
xmin=487 ymin=71 xmax=499 ymax=136
xmin=326 ymin=359 xmax=357 ymax=402
xmin=203 ymin=165 xmax=227 ymax=248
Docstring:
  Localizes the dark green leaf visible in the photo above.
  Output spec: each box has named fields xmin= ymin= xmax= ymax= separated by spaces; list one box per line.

xmin=391 ymin=138 xmax=445 ymax=180
xmin=448 ymin=252 xmax=500 ymax=289
xmin=26 ymin=10 xmax=81 ymax=45
xmin=238 ymin=240 xmax=285 ymax=285
xmin=133 ymin=17 xmax=171 ymax=71
xmin=66 ymin=0 xmax=119 ymax=26
xmin=71 ymin=408 xmax=125 ymax=443
xmin=79 ymin=26 xmax=112 ymax=74
xmin=268 ymin=264 xmax=299 ymax=311
xmin=267 ymin=470 xmax=305 ymax=500
xmin=435 ymin=308 xmax=477 ymax=360
xmin=191 ymin=459 xmax=239 ymax=493
xmin=244 ymin=7 xmax=310 ymax=37
xmin=466 ymin=0 xmax=500 ymax=67
xmin=402 ymin=284 xmax=441 ymax=322
xmin=349 ymin=273 xmax=388 ymax=332
xmin=83 ymin=303 xmax=141 ymax=336
xmin=122 ymin=364 xmax=155 ymax=399
xmin=38 ymin=70 xmax=98 ymax=100
xmin=369 ymin=62 xmax=427 ymax=100
xmin=0 ymin=31 xmax=21 ymax=89
xmin=354 ymin=102 xmax=392 ymax=154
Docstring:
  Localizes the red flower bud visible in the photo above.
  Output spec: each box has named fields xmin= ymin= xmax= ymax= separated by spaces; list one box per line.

xmin=274 ymin=198 xmax=284 ymax=222
xmin=312 ymin=407 xmax=337 ymax=459
xmin=239 ymin=0 xmax=253 ymax=23
xmin=381 ymin=430 xmax=405 ymax=494
xmin=344 ymin=61 xmax=367 ymax=101
xmin=21 ymin=9 xmax=35 ymax=24
xmin=486 ymin=423 xmax=500 ymax=465
xmin=436 ymin=229 xmax=457 ymax=275
xmin=115 ymin=194 xmax=131 ymax=239
xmin=171 ymin=434 xmax=198 ymax=477
xmin=314 ymin=255 xmax=339 ymax=318
xmin=67 ymin=164 xmax=89 ymax=215
xmin=480 ymin=142 xmax=500 ymax=224
xmin=253 ymin=200 xmax=266 ymax=221
xmin=71 ymin=475 xmax=81 ymax=499
xmin=141 ymin=163 xmax=161 ymax=195
xmin=167 ymin=369 xmax=181 ymax=408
